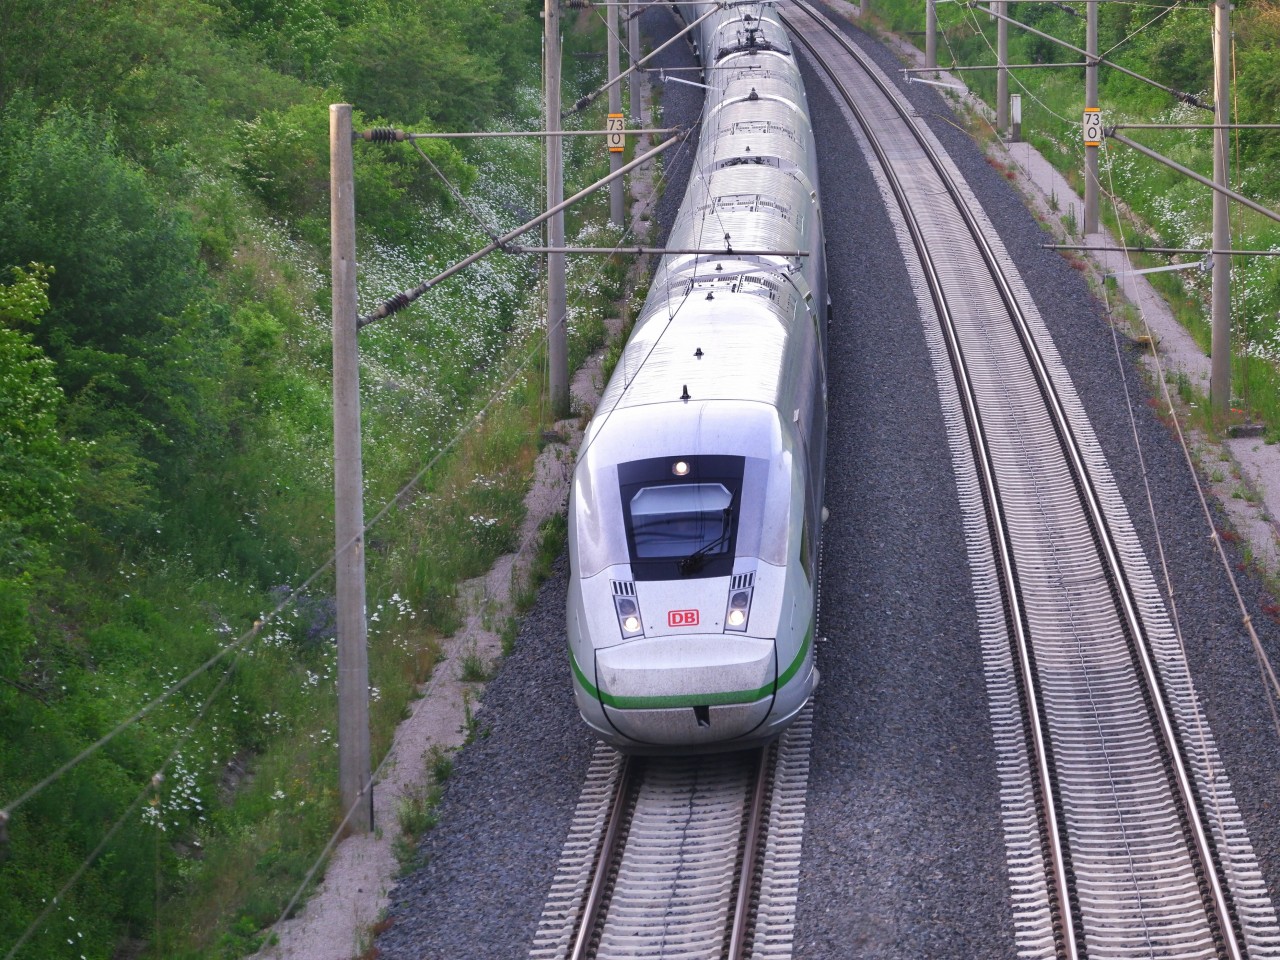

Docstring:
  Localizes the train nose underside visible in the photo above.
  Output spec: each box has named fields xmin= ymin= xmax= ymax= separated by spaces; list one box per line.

xmin=593 ymin=633 xmax=779 ymax=747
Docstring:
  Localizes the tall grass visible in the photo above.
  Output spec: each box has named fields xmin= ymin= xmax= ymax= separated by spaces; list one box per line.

xmin=853 ymin=0 xmax=1280 ymax=440
xmin=3 ymin=100 xmax=631 ymax=960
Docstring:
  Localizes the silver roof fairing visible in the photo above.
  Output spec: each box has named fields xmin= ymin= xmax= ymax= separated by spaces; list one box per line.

xmin=706 ymin=103 xmax=814 ymax=175
xmin=661 ymin=158 xmax=819 ymax=292
xmin=603 ymin=291 xmax=810 ymax=411
xmin=571 ymin=403 xmax=798 ymax=578
xmin=715 ymin=67 xmax=807 ymax=109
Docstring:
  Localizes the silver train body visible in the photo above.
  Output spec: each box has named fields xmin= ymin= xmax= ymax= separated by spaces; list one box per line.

xmin=567 ymin=2 xmax=827 ymax=753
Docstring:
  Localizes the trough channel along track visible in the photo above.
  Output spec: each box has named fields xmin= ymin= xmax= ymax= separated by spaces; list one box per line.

xmin=528 ymin=709 xmax=813 ymax=960
xmin=783 ymin=1 xmax=1280 ymax=958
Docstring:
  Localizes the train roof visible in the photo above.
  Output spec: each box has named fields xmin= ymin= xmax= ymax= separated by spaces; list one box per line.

xmin=595 ymin=291 xmax=802 ymax=418
xmin=579 ymin=395 xmax=788 ymax=475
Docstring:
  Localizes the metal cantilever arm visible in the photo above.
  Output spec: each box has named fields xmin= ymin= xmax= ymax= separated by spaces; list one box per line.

xmin=357 ymin=130 xmax=689 ymax=330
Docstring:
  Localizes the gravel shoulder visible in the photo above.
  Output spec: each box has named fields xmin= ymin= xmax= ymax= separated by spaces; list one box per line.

xmin=795 ymin=5 xmax=1280 ymax=956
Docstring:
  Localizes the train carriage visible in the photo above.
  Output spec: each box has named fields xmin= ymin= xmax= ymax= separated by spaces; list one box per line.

xmin=567 ymin=1 xmax=828 ymax=752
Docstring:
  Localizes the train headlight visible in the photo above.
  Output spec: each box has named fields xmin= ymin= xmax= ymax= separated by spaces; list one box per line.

xmin=724 ymin=589 xmax=752 ymax=632
xmin=672 ymin=460 xmax=690 ymax=477
xmin=614 ymin=596 xmax=644 ymax=638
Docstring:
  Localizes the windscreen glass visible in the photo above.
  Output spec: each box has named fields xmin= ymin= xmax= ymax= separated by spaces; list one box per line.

xmin=617 ymin=455 xmax=746 ymax=580
xmin=630 ymin=483 xmax=732 ymax=559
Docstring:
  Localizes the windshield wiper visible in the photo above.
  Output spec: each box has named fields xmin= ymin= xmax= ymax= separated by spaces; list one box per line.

xmin=678 ymin=505 xmax=734 ymax=576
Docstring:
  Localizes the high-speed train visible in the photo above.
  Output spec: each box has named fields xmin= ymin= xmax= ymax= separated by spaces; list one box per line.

xmin=567 ymin=1 xmax=828 ymax=753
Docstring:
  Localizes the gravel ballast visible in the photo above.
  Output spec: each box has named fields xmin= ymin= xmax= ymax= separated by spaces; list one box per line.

xmin=377 ymin=7 xmax=1280 ymax=959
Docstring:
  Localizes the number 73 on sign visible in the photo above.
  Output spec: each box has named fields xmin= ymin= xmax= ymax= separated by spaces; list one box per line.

xmin=1083 ymin=107 xmax=1103 ymax=147
xmin=607 ymin=113 xmax=625 ymax=153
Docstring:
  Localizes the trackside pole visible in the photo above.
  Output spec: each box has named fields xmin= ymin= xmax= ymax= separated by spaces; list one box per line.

xmin=330 ymin=103 xmax=372 ymax=835
xmin=996 ymin=0 xmax=1009 ymax=134
xmin=546 ymin=0 xmax=569 ymax=418
xmin=926 ymin=0 xmax=937 ymax=69
xmin=629 ymin=1 xmax=642 ymax=124
xmin=1084 ymin=0 xmax=1100 ymax=235
xmin=1210 ymin=0 xmax=1232 ymax=414
xmin=608 ymin=0 xmax=625 ymax=226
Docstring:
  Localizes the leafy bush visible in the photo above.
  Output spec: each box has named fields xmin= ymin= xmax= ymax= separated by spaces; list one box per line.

xmin=0 ymin=265 xmax=81 ymax=581
xmin=0 ymin=96 xmax=203 ymax=439
xmin=235 ymin=100 xmax=475 ymax=245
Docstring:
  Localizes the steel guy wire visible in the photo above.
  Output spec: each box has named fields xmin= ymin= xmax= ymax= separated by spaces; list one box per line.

xmin=955 ymin=0 xmax=1078 ymax=128
xmin=4 ymin=639 xmax=249 ymax=960
xmin=1097 ymin=151 xmax=1280 ymax=739
xmin=590 ymin=0 xmax=633 ymax=68
xmin=410 ymin=138 xmax=506 ymax=244
xmin=261 ymin=121 xmax=704 ymax=954
xmin=0 ymin=117 xmax=684 ymax=828
xmin=0 ymin=559 xmax=336 ymax=822
xmin=261 ymin=252 xmax=645 ymax=954
xmin=1100 ymin=0 xmax=1188 ymax=61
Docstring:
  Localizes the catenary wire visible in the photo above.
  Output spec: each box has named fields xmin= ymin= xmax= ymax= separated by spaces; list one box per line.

xmin=4 ymin=638 xmax=250 ymax=960
xmin=260 ymin=78 xmax=705 ymax=953
xmin=1100 ymin=0 xmax=1188 ymax=61
xmin=1096 ymin=140 xmax=1280 ymax=733
xmin=1092 ymin=148 xmax=1235 ymax=839
xmin=0 ymin=85 xmax=692 ymax=832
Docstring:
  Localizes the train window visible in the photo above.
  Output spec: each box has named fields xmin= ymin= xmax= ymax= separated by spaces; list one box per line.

xmin=617 ymin=455 xmax=746 ymax=580
xmin=629 ymin=484 xmax=732 ymax=559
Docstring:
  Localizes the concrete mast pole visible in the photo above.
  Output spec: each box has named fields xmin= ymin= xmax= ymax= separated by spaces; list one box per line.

xmin=546 ymin=0 xmax=569 ymax=418
xmin=329 ymin=103 xmax=372 ymax=835
xmin=629 ymin=1 xmax=642 ymax=124
xmin=997 ymin=0 xmax=1009 ymax=133
xmin=1210 ymin=0 xmax=1232 ymax=413
xmin=926 ymin=0 xmax=937 ymax=69
xmin=1085 ymin=0 xmax=1100 ymax=234
xmin=608 ymin=0 xmax=625 ymax=226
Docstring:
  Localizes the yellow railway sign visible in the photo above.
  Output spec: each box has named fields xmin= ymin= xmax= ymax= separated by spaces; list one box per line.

xmin=1083 ymin=107 xmax=1103 ymax=147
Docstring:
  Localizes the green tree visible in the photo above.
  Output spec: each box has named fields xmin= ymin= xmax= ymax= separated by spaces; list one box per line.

xmin=0 ymin=264 xmax=81 ymax=582
xmin=0 ymin=96 xmax=200 ymax=392
xmin=333 ymin=0 xmax=538 ymax=130
xmin=1235 ymin=1 xmax=1280 ymax=168
xmin=236 ymin=100 xmax=475 ymax=244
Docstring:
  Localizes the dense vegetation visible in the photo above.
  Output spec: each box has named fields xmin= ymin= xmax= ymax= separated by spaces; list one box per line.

xmin=864 ymin=0 xmax=1280 ymax=436
xmin=0 ymin=2 xmax=631 ymax=957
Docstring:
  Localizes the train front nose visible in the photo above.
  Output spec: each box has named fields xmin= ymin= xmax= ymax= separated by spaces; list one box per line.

xmin=594 ymin=634 xmax=777 ymax=747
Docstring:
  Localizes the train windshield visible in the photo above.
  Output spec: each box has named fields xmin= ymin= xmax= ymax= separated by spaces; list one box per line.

xmin=629 ymin=483 xmax=732 ymax=559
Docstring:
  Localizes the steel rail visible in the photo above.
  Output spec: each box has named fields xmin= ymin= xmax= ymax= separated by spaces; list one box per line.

xmin=568 ymin=756 xmax=636 ymax=960
xmin=785 ymin=2 xmax=1245 ymax=957
xmin=564 ymin=748 xmax=774 ymax=960
xmin=727 ymin=746 xmax=772 ymax=960
xmin=780 ymin=8 xmax=1079 ymax=956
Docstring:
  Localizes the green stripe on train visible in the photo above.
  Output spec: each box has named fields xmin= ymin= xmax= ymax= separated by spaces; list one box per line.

xmin=570 ymin=624 xmax=812 ymax=710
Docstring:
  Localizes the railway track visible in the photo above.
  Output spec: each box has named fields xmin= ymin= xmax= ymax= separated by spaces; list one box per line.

xmin=529 ymin=710 xmax=812 ymax=960
xmin=783 ymin=2 xmax=1280 ymax=957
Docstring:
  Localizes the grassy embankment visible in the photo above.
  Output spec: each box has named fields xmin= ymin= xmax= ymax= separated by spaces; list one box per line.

xmin=0 ymin=2 xmax=635 ymax=957
xmin=853 ymin=0 xmax=1280 ymax=440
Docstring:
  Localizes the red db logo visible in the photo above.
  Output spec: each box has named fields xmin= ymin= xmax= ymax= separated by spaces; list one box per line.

xmin=668 ymin=609 xmax=700 ymax=627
